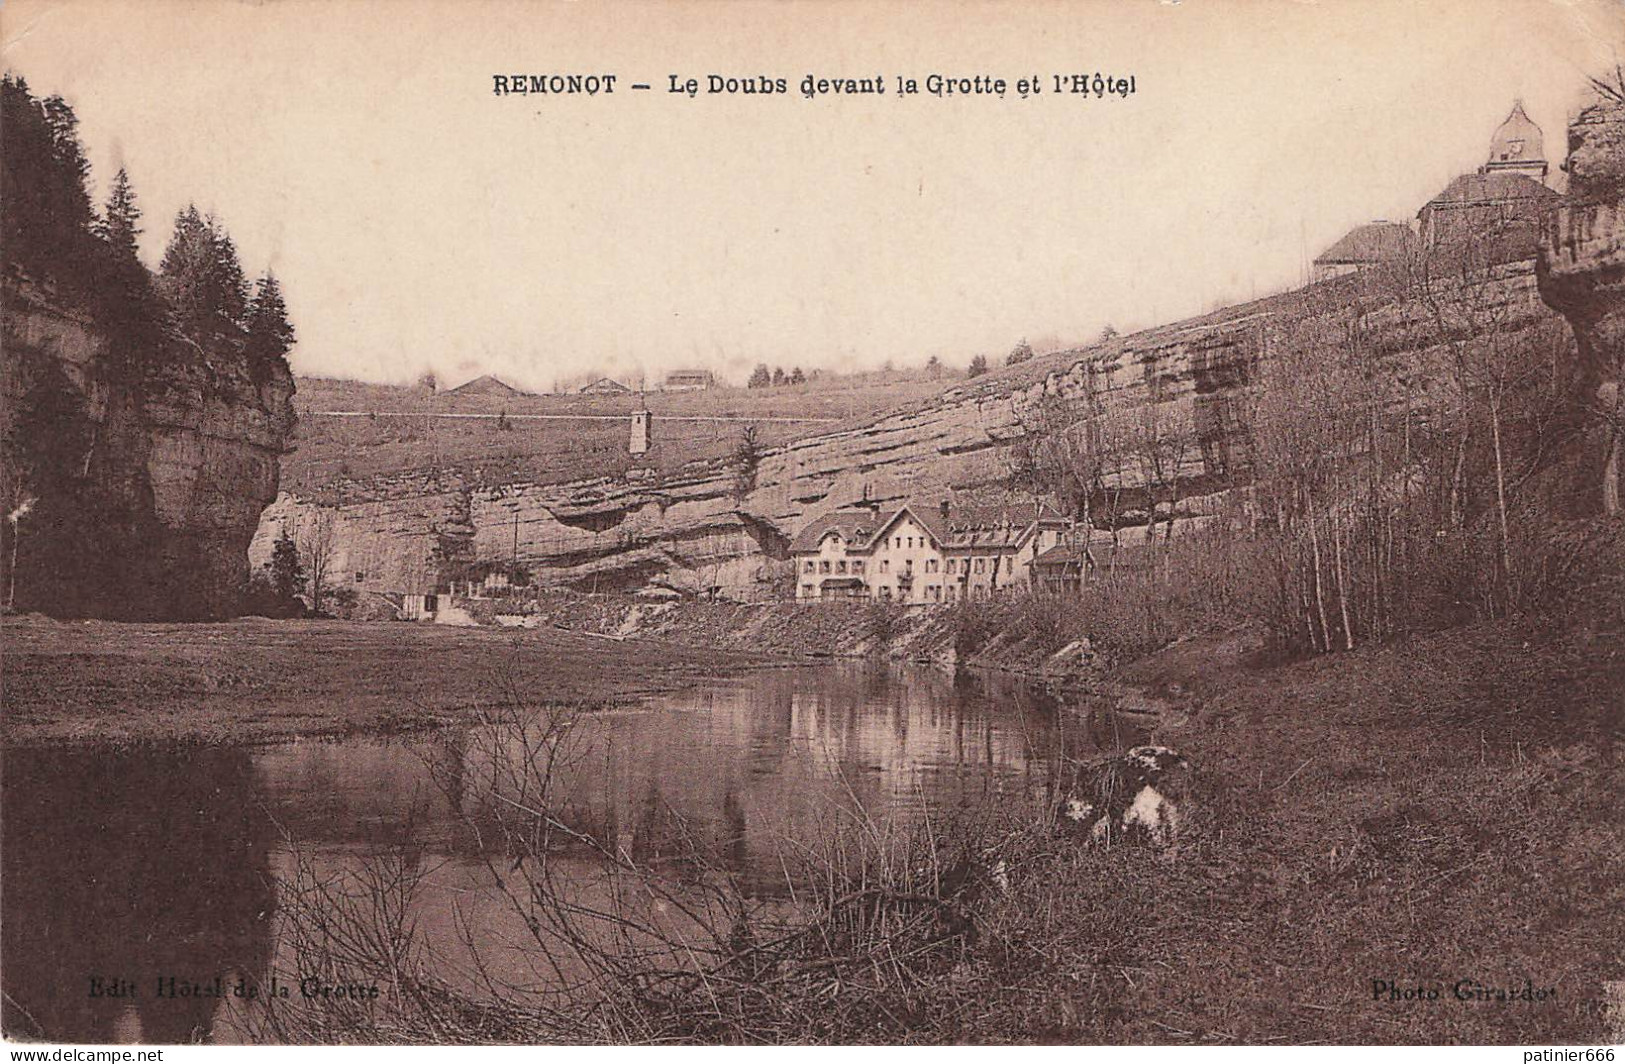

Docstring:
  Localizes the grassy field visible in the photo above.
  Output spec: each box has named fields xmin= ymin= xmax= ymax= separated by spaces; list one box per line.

xmin=975 ymin=619 xmax=1625 ymax=1044
xmin=285 ymin=372 xmax=958 ymax=493
xmin=0 ymin=615 xmax=784 ymax=746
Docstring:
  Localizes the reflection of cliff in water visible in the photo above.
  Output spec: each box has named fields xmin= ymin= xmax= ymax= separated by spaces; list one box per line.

xmin=1 ymin=747 xmax=276 ymax=1043
xmin=243 ymin=663 xmax=1103 ymax=890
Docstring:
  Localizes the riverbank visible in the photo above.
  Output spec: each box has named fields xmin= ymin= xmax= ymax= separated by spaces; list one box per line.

xmin=519 ymin=592 xmax=1111 ymax=682
xmin=948 ymin=615 xmax=1625 ymax=1044
xmin=0 ymin=615 xmax=788 ymax=747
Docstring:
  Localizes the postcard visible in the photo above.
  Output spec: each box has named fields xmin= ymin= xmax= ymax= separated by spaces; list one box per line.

xmin=2 ymin=0 xmax=1622 ymax=1051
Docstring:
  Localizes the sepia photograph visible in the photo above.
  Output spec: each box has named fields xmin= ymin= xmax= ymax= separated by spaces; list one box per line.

xmin=1 ymin=0 xmax=1622 ymax=1050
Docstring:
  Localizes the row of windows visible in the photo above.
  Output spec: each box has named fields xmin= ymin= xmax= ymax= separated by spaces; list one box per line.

xmin=805 ymin=559 xmax=867 ymax=574
xmin=800 ymin=582 xmax=999 ymax=602
xmin=802 ymin=554 xmax=1014 ymax=576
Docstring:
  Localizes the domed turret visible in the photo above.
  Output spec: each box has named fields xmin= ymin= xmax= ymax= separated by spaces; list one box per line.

xmin=1480 ymin=100 xmax=1548 ymax=181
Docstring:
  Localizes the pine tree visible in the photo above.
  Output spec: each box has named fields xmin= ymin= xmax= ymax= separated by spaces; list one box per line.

xmin=160 ymin=205 xmax=248 ymax=352
xmin=789 ymin=367 xmax=806 ymax=385
xmin=268 ymin=527 xmax=304 ymax=608
xmin=772 ymin=367 xmax=786 ymax=386
xmin=91 ymin=168 xmax=169 ymax=377
xmin=1006 ymin=338 xmax=1034 ymax=366
xmin=967 ymin=354 xmax=990 ymax=378
xmin=209 ymin=223 xmax=249 ymax=328
xmin=1 ymin=77 xmax=100 ymax=288
xmin=160 ymin=206 xmax=213 ymax=333
xmin=748 ymin=364 xmax=772 ymax=388
xmin=244 ymin=271 xmax=295 ymax=379
xmin=97 ymin=168 xmax=141 ymax=262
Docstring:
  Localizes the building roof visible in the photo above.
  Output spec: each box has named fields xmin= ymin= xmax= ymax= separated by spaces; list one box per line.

xmin=791 ymin=494 xmax=1067 ymax=555
xmin=1314 ymin=221 xmax=1417 ymax=266
xmin=1033 ymin=543 xmax=1092 ymax=568
xmin=579 ymin=377 xmax=631 ymax=394
xmin=1422 ymin=171 xmax=1559 ymax=209
xmin=911 ymin=494 xmax=1066 ymax=549
xmin=449 ymin=374 xmax=531 ymax=397
xmin=664 ymin=369 xmax=714 ymax=382
xmin=788 ymin=510 xmax=884 ymax=553
xmin=1484 ymin=100 xmax=1545 ymax=171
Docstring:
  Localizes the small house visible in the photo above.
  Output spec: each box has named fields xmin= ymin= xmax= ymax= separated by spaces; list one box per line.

xmin=662 ymin=369 xmax=715 ymax=391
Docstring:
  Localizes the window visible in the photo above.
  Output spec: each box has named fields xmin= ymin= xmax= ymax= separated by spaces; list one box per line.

xmin=1006 ymin=556 xmax=1013 ymax=573
xmin=905 ymin=559 xmax=914 ymax=574
xmin=946 ymin=559 xmax=956 ymax=575
xmin=820 ymin=561 xmax=832 ymax=574
xmin=894 ymin=537 xmax=900 ymax=548
xmin=801 ymin=584 xmax=813 ymax=596
xmin=836 ymin=560 xmax=847 ymax=574
xmin=926 ymin=558 xmax=938 ymax=574
xmin=852 ymin=560 xmax=864 ymax=573
xmin=929 ymin=586 xmax=941 ymax=601
xmin=975 ymin=558 xmax=985 ymax=574
xmin=879 ymin=586 xmax=892 ymax=600
xmin=946 ymin=585 xmax=957 ymax=602
xmin=804 ymin=560 xmax=815 ymax=573
xmin=908 ymin=536 xmax=914 ymax=548
xmin=355 ymin=571 xmax=366 ymax=583
xmin=881 ymin=560 xmax=890 ymax=573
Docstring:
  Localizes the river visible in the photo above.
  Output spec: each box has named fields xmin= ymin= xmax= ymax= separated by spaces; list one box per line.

xmin=2 ymin=661 xmax=1138 ymax=1043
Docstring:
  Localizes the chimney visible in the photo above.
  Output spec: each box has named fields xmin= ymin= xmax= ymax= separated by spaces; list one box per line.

xmin=939 ymin=499 xmax=951 ymax=523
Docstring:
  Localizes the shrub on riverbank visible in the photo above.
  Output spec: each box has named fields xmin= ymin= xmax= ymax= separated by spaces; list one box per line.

xmin=952 ymin=511 xmax=1624 ymax=673
xmin=949 ymin=529 xmax=1276 ymax=670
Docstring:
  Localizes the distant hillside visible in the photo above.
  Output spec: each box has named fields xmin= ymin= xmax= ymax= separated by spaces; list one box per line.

xmin=283 ymin=372 xmax=958 ymax=494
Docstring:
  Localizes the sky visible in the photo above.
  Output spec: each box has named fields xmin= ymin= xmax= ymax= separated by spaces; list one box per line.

xmin=3 ymin=0 xmax=1621 ymax=391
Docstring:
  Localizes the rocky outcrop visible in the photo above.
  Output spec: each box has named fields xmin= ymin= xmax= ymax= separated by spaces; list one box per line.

xmin=255 ymin=257 xmax=1571 ymax=603
xmin=2 ymin=278 xmax=296 ymax=618
xmin=1539 ymin=93 xmax=1625 ymax=514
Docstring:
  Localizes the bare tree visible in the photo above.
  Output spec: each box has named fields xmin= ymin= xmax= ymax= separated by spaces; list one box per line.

xmin=298 ymin=509 xmax=340 ymax=616
xmin=1129 ymin=363 xmax=1192 ymax=547
xmin=1008 ymin=367 xmax=1132 ymax=572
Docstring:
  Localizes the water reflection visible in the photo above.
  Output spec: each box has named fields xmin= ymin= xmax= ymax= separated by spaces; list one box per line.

xmin=2 ymin=662 xmax=1127 ymax=1043
xmin=1 ymin=747 xmax=276 ymax=1043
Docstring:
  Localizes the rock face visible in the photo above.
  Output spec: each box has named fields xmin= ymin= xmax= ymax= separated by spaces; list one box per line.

xmin=1539 ymin=93 xmax=1625 ymax=514
xmin=2 ymin=279 xmax=296 ymax=618
xmin=255 ymin=257 xmax=1571 ymax=606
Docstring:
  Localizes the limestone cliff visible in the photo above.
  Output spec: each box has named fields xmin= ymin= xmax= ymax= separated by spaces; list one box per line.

xmin=1539 ymin=91 xmax=1625 ymax=514
xmin=2 ymin=278 xmax=296 ymax=618
xmin=254 ymin=255 xmax=1572 ymax=607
